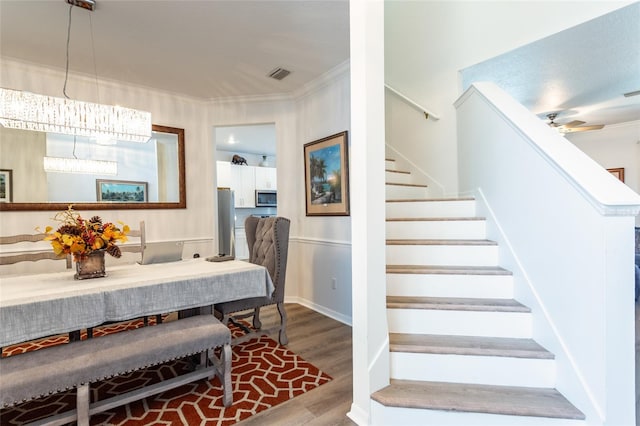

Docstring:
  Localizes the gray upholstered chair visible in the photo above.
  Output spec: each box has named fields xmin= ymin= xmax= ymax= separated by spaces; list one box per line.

xmin=214 ymin=216 xmax=290 ymax=345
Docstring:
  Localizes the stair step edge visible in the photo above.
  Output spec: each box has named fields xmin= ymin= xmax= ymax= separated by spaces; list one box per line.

xmin=389 ymin=334 xmax=553 ymax=359
xmin=386 ymin=239 xmax=497 ymax=246
xmin=387 ymin=197 xmax=475 ymax=203
xmin=386 ymin=265 xmax=512 ymax=275
xmin=386 ymin=182 xmax=428 ymax=188
xmin=387 ymin=217 xmax=486 ymax=222
xmin=386 ymin=297 xmax=531 ymax=313
xmin=371 ymin=380 xmax=585 ymax=420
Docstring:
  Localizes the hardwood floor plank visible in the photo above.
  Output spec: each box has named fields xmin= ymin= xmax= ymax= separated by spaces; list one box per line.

xmin=235 ymin=303 xmax=356 ymax=425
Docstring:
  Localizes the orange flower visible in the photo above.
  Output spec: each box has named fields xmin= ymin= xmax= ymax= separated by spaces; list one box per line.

xmin=40 ymin=205 xmax=129 ymax=262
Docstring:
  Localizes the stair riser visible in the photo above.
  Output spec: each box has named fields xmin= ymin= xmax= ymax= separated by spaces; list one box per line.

xmin=386 ymin=170 xmax=413 ymax=184
xmin=390 ymin=353 xmax=555 ymax=387
xmin=387 ymin=309 xmax=532 ymax=338
xmin=386 ymin=274 xmax=513 ymax=298
xmin=371 ymin=402 xmax=586 ymax=426
xmin=385 ymin=160 xmax=396 ymax=170
xmin=386 ymin=220 xmax=486 ymax=240
xmin=387 ymin=200 xmax=476 ymax=218
xmin=386 ymin=245 xmax=498 ymax=267
xmin=386 ymin=185 xmax=429 ymax=200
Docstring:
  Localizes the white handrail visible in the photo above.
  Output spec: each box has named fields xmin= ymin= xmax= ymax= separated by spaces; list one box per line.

xmin=384 ymin=84 xmax=440 ymax=121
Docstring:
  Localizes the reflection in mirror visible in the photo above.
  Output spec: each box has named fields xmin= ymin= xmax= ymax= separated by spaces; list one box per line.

xmin=0 ymin=124 xmax=185 ymax=210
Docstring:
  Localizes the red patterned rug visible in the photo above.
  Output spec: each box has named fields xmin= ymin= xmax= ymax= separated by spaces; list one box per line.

xmin=1 ymin=318 xmax=332 ymax=425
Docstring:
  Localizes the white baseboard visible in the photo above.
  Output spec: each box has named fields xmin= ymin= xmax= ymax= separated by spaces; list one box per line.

xmin=285 ymin=296 xmax=352 ymax=326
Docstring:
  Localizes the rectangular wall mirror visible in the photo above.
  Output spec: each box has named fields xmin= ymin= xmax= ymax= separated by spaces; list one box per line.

xmin=0 ymin=124 xmax=186 ymax=211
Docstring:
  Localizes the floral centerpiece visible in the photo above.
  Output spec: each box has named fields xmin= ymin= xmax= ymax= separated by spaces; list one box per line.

xmin=42 ymin=205 xmax=130 ymax=263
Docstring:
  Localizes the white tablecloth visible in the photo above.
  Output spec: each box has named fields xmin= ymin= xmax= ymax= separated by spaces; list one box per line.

xmin=0 ymin=259 xmax=273 ymax=347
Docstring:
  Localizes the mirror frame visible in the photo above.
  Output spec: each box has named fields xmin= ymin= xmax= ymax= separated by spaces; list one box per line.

xmin=0 ymin=124 xmax=186 ymax=211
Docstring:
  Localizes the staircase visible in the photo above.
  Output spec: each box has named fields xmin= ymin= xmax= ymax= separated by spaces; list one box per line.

xmin=370 ymin=158 xmax=586 ymax=425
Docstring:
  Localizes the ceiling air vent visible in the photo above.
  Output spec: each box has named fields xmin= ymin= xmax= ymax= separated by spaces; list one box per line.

xmin=268 ymin=67 xmax=291 ymax=81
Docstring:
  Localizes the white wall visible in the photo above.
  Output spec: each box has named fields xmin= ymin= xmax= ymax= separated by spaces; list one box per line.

xmin=291 ymin=62 xmax=353 ymax=323
xmin=566 ymin=120 xmax=640 ymax=199
xmin=0 ymin=58 xmax=356 ymax=326
xmin=456 ymin=83 xmax=640 ymax=425
xmin=385 ymin=0 xmax=633 ymax=195
xmin=0 ymin=59 xmax=213 ymax=264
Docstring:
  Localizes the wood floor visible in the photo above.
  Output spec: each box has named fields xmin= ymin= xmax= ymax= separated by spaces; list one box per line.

xmin=236 ymin=303 xmax=357 ymax=426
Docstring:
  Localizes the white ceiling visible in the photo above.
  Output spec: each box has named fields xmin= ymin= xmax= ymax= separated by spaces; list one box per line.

xmin=215 ymin=123 xmax=276 ymax=156
xmin=461 ymin=2 xmax=640 ymax=129
xmin=1 ymin=0 xmax=637 ymax=139
xmin=0 ymin=0 xmax=350 ymax=100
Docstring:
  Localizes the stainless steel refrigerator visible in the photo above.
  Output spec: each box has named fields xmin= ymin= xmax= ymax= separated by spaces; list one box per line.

xmin=217 ymin=189 xmax=235 ymax=258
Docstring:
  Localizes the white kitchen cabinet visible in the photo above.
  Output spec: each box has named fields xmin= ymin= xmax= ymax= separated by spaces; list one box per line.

xmin=230 ymin=165 xmax=256 ymax=208
xmin=254 ymin=167 xmax=277 ymax=190
xmin=235 ymin=228 xmax=249 ymax=260
xmin=216 ymin=161 xmax=231 ymax=188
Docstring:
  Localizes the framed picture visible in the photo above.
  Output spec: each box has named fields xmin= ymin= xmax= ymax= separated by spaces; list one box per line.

xmin=304 ymin=131 xmax=350 ymax=216
xmin=0 ymin=169 xmax=13 ymax=202
xmin=96 ymin=179 xmax=148 ymax=202
xmin=607 ymin=167 xmax=625 ymax=182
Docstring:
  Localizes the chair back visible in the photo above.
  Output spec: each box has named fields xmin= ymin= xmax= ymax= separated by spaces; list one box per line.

xmin=245 ymin=216 xmax=290 ymax=302
xmin=119 ymin=221 xmax=146 ymax=255
xmin=0 ymin=233 xmax=71 ymax=268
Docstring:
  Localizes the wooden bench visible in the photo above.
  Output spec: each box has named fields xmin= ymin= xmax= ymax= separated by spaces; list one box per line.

xmin=0 ymin=314 xmax=232 ymax=426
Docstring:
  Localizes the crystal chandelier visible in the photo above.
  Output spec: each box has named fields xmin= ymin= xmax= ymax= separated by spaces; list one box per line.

xmin=43 ymin=156 xmax=117 ymax=175
xmin=0 ymin=0 xmax=151 ymax=143
xmin=0 ymin=88 xmax=151 ymax=143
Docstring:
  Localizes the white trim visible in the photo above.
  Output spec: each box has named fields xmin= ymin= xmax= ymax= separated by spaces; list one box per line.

xmin=290 ymin=235 xmax=351 ymax=248
xmin=292 ymin=60 xmax=350 ymax=100
xmin=385 ymin=143 xmax=446 ymax=196
xmin=476 ymin=188 xmax=604 ymax=421
xmin=286 ymin=296 xmax=352 ymax=326
xmin=455 ymin=83 xmax=640 ymax=217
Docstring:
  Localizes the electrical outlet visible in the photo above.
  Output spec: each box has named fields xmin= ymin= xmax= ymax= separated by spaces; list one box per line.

xmin=331 ymin=277 xmax=337 ymax=290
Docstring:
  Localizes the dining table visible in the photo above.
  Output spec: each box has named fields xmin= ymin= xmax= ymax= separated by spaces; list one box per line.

xmin=0 ymin=258 xmax=274 ymax=348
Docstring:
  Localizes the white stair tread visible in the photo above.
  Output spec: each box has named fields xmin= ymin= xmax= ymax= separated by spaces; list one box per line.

xmin=387 ymin=239 xmax=497 ymax=246
xmin=371 ymin=380 xmax=585 ymax=420
xmin=387 ymin=197 xmax=475 ymax=203
xmin=387 ymin=217 xmax=485 ymax=222
xmin=387 ymin=296 xmax=530 ymax=312
xmin=386 ymin=182 xmax=429 ymax=188
xmin=386 ymin=265 xmax=512 ymax=275
xmin=389 ymin=333 xmax=553 ymax=359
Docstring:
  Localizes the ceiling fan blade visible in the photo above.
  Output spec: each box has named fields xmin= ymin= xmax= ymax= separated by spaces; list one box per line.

xmin=561 ymin=124 xmax=605 ymax=133
xmin=561 ymin=120 xmax=586 ymax=128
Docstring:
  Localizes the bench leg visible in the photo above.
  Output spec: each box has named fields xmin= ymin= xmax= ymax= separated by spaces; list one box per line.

xmin=222 ymin=343 xmax=233 ymax=408
xmin=76 ymin=383 xmax=90 ymax=426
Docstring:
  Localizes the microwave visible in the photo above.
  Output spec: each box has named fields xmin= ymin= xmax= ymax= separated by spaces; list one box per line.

xmin=255 ymin=190 xmax=277 ymax=207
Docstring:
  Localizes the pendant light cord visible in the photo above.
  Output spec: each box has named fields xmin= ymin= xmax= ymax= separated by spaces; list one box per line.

xmin=63 ymin=4 xmax=73 ymax=100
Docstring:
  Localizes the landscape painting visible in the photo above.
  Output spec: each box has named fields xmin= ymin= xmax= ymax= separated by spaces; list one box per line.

xmin=0 ymin=169 xmax=12 ymax=202
xmin=304 ymin=131 xmax=349 ymax=216
xmin=97 ymin=179 xmax=148 ymax=202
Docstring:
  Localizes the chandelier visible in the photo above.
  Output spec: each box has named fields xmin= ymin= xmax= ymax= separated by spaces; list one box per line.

xmin=0 ymin=88 xmax=151 ymax=143
xmin=0 ymin=0 xmax=151 ymax=143
xmin=43 ymin=156 xmax=117 ymax=175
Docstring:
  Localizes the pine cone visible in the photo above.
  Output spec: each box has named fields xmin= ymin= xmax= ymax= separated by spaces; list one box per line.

xmin=58 ymin=224 xmax=81 ymax=236
xmin=106 ymin=244 xmax=122 ymax=258
xmin=89 ymin=216 xmax=103 ymax=225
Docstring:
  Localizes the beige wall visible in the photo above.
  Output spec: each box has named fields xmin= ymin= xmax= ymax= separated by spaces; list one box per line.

xmin=0 ymin=127 xmax=47 ymax=202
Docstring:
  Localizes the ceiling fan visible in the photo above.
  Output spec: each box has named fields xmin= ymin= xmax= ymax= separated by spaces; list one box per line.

xmin=546 ymin=113 xmax=605 ymax=133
